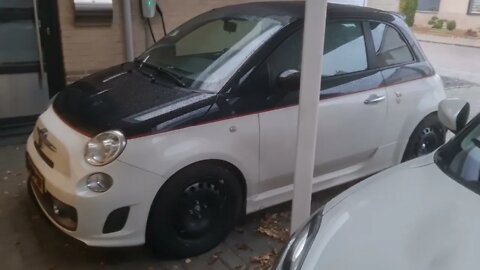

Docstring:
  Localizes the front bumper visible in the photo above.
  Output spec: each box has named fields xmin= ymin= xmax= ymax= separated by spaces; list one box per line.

xmin=26 ymin=121 xmax=166 ymax=247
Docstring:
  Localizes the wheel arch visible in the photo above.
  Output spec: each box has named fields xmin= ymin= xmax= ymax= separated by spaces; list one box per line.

xmin=400 ymin=111 xmax=445 ymax=161
xmin=147 ymin=159 xmax=248 ymax=230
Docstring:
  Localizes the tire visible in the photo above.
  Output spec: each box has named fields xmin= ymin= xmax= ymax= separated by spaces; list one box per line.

xmin=402 ymin=113 xmax=446 ymax=162
xmin=146 ymin=162 xmax=243 ymax=258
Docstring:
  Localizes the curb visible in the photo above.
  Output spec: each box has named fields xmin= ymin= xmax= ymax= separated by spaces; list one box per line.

xmin=417 ymin=38 xmax=480 ymax=49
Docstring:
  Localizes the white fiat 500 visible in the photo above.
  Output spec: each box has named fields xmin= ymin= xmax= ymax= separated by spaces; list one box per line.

xmin=26 ymin=2 xmax=446 ymax=257
xmin=274 ymin=98 xmax=475 ymax=270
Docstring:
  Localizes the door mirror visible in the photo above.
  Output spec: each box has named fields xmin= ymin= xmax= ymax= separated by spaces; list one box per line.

xmin=438 ymin=98 xmax=470 ymax=133
xmin=277 ymin=69 xmax=300 ymax=92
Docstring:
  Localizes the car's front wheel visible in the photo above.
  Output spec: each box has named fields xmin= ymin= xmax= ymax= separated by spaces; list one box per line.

xmin=402 ymin=113 xmax=446 ymax=162
xmin=146 ymin=162 xmax=243 ymax=258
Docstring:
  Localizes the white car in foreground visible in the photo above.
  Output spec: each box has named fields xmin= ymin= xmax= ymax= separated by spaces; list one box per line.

xmin=26 ymin=2 xmax=446 ymax=258
xmin=275 ymin=98 xmax=476 ymax=270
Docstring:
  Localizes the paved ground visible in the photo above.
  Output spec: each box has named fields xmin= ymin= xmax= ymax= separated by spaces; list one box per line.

xmin=421 ymin=41 xmax=480 ymax=85
xmin=0 ymin=144 xmax=351 ymax=270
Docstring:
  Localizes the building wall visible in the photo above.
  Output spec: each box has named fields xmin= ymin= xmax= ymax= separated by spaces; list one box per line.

xmin=367 ymin=0 xmax=399 ymax=11
xmin=415 ymin=0 xmax=480 ymax=30
xmin=57 ymin=0 xmax=295 ymax=84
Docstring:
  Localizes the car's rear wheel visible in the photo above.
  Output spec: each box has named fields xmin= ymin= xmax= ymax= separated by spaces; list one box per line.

xmin=146 ymin=162 xmax=243 ymax=258
xmin=402 ymin=113 xmax=446 ymax=162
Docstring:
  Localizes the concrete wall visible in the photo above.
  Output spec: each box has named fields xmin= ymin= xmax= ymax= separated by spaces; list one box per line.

xmin=415 ymin=0 xmax=480 ymax=30
xmin=58 ymin=0 xmax=289 ymax=83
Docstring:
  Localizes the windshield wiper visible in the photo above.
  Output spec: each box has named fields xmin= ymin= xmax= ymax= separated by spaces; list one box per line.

xmin=137 ymin=61 xmax=186 ymax=88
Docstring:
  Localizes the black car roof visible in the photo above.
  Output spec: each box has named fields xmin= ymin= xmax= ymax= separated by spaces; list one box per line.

xmin=212 ymin=1 xmax=397 ymax=23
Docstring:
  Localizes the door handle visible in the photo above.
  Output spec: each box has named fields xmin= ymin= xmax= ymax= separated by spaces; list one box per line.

xmin=364 ymin=94 xmax=386 ymax=105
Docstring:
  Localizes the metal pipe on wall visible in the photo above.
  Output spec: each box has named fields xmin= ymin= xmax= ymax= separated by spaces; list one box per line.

xmin=122 ymin=0 xmax=134 ymax=62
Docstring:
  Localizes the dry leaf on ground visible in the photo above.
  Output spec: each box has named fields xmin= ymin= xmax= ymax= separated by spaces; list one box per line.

xmin=256 ymin=212 xmax=290 ymax=242
xmin=251 ymin=250 xmax=276 ymax=270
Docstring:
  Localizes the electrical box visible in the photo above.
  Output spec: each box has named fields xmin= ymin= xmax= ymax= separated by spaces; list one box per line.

xmin=141 ymin=0 xmax=156 ymax=18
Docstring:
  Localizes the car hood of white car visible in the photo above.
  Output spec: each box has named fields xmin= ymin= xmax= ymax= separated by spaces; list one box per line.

xmin=306 ymin=152 xmax=480 ymax=269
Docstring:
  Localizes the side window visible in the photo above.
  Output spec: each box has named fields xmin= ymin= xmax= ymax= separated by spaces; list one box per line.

xmin=323 ymin=22 xmax=368 ymax=77
xmin=369 ymin=22 xmax=415 ymax=67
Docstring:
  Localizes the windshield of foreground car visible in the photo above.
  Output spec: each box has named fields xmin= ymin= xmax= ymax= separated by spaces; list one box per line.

xmin=136 ymin=16 xmax=285 ymax=92
xmin=436 ymin=114 xmax=480 ymax=192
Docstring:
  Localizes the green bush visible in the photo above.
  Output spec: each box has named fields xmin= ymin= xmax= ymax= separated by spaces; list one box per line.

xmin=432 ymin=20 xmax=444 ymax=29
xmin=428 ymin=16 xmax=439 ymax=25
xmin=399 ymin=0 xmax=418 ymax=27
xmin=446 ymin=20 xmax=457 ymax=31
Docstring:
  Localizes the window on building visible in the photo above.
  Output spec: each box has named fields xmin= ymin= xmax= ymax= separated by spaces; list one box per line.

xmin=417 ymin=0 xmax=441 ymax=12
xmin=469 ymin=0 xmax=480 ymax=14
xmin=370 ymin=22 xmax=415 ymax=67
xmin=0 ymin=0 xmax=40 ymax=74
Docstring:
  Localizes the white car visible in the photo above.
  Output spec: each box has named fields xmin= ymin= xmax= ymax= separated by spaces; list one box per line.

xmin=274 ymin=98 xmax=474 ymax=270
xmin=26 ymin=2 xmax=446 ymax=257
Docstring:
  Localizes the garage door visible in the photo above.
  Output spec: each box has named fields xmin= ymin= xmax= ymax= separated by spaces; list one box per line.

xmin=329 ymin=0 xmax=367 ymax=6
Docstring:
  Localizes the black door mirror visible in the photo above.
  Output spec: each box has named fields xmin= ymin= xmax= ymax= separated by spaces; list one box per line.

xmin=277 ymin=69 xmax=300 ymax=92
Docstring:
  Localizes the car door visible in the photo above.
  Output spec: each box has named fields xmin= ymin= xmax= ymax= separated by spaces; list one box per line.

xmin=254 ymin=21 xmax=388 ymax=196
xmin=369 ymin=22 xmax=438 ymax=160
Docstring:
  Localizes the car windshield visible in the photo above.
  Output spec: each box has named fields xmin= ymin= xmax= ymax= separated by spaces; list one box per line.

xmin=136 ymin=16 xmax=285 ymax=92
xmin=435 ymin=114 xmax=480 ymax=193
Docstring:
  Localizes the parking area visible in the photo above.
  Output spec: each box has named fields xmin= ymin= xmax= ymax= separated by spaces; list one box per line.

xmin=0 ymin=144 xmax=352 ymax=270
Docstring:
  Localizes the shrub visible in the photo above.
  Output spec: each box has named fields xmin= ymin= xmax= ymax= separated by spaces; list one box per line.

xmin=428 ymin=16 xmax=439 ymax=25
xmin=399 ymin=0 xmax=418 ymax=27
xmin=446 ymin=20 xmax=457 ymax=31
xmin=432 ymin=20 xmax=444 ymax=29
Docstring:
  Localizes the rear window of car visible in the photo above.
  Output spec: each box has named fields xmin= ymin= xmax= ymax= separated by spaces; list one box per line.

xmin=369 ymin=22 xmax=414 ymax=67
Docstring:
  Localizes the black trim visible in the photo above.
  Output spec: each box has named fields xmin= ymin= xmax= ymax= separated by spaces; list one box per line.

xmin=103 ymin=207 xmax=130 ymax=234
xmin=0 ymin=62 xmax=41 ymax=74
xmin=363 ymin=21 xmax=378 ymax=69
xmin=457 ymin=103 xmax=471 ymax=132
xmin=33 ymin=142 xmax=54 ymax=168
xmin=38 ymin=0 xmax=66 ymax=96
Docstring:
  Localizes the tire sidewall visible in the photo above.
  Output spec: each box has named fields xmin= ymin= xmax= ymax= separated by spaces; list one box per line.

xmin=147 ymin=162 xmax=242 ymax=258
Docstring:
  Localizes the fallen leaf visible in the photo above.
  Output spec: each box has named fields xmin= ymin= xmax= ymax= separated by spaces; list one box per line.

xmin=256 ymin=212 xmax=290 ymax=243
xmin=3 ymin=176 xmax=8 ymax=180
xmin=3 ymin=191 xmax=9 ymax=195
xmin=251 ymin=251 xmax=276 ymax=269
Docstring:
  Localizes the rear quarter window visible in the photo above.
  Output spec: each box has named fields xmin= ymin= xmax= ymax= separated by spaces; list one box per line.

xmin=369 ymin=22 xmax=415 ymax=67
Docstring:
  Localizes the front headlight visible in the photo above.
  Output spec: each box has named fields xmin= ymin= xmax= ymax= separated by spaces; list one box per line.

xmin=85 ymin=130 xmax=126 ymax=166
xmin=273 ymin=207 xmax=324 ymax=270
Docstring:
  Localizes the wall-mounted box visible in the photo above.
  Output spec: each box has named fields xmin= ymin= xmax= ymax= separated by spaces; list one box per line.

xmin=74 ymin=0 xmax=113 ymax=26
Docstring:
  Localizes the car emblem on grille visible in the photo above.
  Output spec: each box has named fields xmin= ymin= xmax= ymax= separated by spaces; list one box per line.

xmin=36 ymin=128 xmax=57 ymax=152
